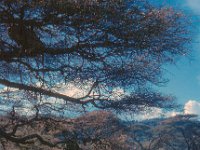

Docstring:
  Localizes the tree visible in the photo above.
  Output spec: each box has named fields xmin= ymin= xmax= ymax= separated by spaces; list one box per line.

xmin=143 ymin=115 xmax=200 ymax=150
xmin=0 ymin=0 xmax=190 ymax=149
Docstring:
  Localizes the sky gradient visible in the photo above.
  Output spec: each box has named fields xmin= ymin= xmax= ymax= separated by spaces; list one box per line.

xmin=155 ymin=0 xmax=200 ymax=105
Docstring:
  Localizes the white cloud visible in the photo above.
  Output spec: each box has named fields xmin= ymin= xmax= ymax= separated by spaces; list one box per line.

xmin=140 ymin=100 xmax=200 ymax=120
xmin=138 ymin=100 xmax=200 ymax=120
xmin=137 ymin=108 xmax=163 ymax=120
xmin=2 ymin=81 xmax=200 ymax=120
xmin=110 ymin=87 xmax=125 ymax=100
xmin=0 ymin=81 xmax=126 ymax=116
xmin=184 ymin=100 xmax=200 ymax=115
xmin=165 ymin=111 xmax=182 ymax=117
xmin=134 ymin=108 xmax=181 ymax=121
xmin=56 ymin=83 xmax=87 ymax=98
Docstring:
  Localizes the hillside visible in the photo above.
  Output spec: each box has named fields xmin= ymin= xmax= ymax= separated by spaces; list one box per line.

xmin=0 ymin=111 xmax=199 ymax=150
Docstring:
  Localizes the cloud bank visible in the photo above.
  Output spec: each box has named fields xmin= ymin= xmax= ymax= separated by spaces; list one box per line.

xmin=134 ymin=100 xmax=200 ymax=121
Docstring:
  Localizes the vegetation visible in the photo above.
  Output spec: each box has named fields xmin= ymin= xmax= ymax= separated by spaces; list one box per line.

xmin=0 ymin=111 xmax=199 ymax=150
xmin=0 ymin=0 xmax=194 ymax=149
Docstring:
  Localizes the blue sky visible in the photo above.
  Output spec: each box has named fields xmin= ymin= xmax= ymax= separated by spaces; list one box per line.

xmin=134 ymin=2 xmax=200 ymax=119
xmin=157 ymin=0 xmax=200 ymax=105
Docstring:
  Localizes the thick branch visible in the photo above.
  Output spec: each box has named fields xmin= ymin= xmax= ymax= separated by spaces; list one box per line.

xmin=0 ymin=78 xmax=83 ymax=104
xmin=0 ymin=128 xmax=63 ymax=147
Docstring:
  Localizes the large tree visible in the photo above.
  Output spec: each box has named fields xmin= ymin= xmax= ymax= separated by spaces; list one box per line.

xmin=0 ymin=0 xmax=190 ymax=149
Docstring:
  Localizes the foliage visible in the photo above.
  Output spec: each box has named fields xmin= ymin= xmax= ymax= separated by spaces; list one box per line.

xmin=0 ymin=0 xmax=190 ymax=149
xmin=0 ymin=111 xmax=199 ymax=150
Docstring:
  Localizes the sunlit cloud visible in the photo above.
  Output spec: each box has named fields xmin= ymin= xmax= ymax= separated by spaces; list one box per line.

xmin=136 ymin=107 xmax=163 ymax=120
xmin=139 ymin=100 xmax=200 ymax=120
xmin=132 ymin=100 xmax=200 ymax=121
xmin=184 ymin=100 xmax=200 ymax=116
xmin=133 ymin=108 xmax=181 ymax=121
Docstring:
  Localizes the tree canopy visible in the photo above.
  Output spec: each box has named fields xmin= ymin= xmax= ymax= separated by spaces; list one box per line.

xmin=0 ymin=0 xmax=191 ymax=148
